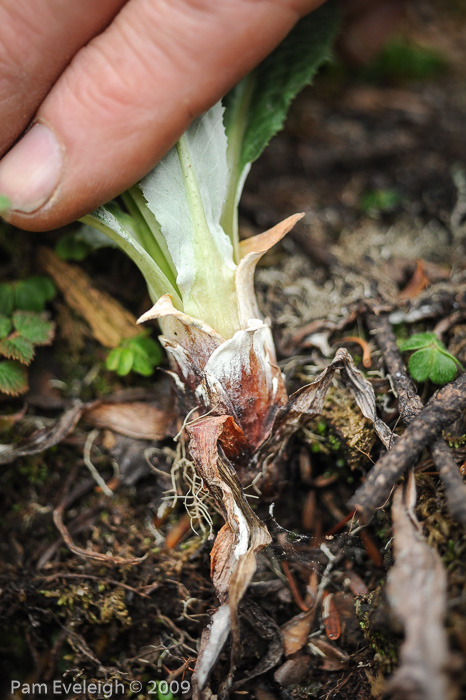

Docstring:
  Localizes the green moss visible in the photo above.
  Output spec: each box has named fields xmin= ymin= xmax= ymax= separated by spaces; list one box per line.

xmin=355 ymin=588 xmax=398 ymax=674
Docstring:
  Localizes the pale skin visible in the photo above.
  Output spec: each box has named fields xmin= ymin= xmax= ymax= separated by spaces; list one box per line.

xmin=0 ymin=0 xmax=402 ymax=232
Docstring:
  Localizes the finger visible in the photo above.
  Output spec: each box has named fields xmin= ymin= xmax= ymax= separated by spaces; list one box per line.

xmin=0 ymin=0 xmax=325 ymax=231
xmin=0 ymin=0 xmax=126 ymax=156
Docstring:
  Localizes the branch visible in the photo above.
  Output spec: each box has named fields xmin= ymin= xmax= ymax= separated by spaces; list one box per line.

xmin=349 ymin=316 xmax=466 ymax=521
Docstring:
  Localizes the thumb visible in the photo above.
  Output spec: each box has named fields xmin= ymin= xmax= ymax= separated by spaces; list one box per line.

xmin=0 ymin=0 xmax=325 ymax=232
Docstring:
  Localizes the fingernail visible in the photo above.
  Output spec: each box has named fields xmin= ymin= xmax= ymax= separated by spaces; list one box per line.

xmin=0 ymin=123 xmax=63 ymax=214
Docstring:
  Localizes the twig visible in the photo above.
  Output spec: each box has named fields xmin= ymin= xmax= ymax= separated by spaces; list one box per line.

xmin=363 ymin=315 xmax=466 ymax=525
xmin=83 ymin=429 xmax=114 ymax=497
xmin=53 ymin=466 xmax=146 ymax=566
xmin=349 ymin=319 xmax=466 ymax=520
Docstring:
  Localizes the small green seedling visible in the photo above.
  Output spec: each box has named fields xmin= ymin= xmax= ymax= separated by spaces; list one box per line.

xmin=106 ymin=333 xmax=163 ymax=377
xmin=0 ymin=311 xmax=55 ymax=395
xmin=0 ymin=276 xmax=56 ymax=314
xmin=0 ymin=276 xmax=56 ymax=395
xmin=399 ymin=332 xmax=463 ymax=385
xmin=360 ymin=188 xmax=401 ymax=217
xmin=358 ymin=37 xmax=446 ymax=84
xmin=55 ymin=232 xmax=91 ymax=261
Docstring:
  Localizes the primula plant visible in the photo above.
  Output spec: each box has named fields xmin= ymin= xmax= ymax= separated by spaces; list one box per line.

xmin=81 ymin=4 xmax=390 ymax=694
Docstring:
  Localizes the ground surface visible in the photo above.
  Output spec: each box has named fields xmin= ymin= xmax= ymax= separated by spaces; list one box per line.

xmin=1 ymin=4 xmax=466 ymax=700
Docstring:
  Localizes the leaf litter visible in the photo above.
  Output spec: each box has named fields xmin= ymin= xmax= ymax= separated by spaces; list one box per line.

xmin=2 ymin=5 xmax=466 ymax=699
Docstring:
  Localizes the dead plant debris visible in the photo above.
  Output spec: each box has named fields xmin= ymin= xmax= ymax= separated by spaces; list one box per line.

xmin=2 ymin=7 xmax=466 ymax=700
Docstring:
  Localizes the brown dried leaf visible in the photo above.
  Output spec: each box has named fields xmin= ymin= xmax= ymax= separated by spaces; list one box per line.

xmin=39 ymin=247 xmax=140 ymax=348
xmin=234 ymin=599 xmax=283 ymax=687
xmin=281 ymin=609 xmax=314 ymax=657
xmin=236 ymin=213 xmax=304 ymax=325
xmin=273 ymin=655 xmax=311 ymax=686
xmin=187 ymin=415 xmax=271 ymax=693
xmin=83 ymin=401 xmax=176 ymax=440
xmin=397 ymin=259 xmax=430 ymax=300
xmin=322 ymin=592 xmax=341 ymax=641
xmin=140 ymin=296 xmax=287 ymax=449
xmin=341 ymin=570 xmax=369 ymax=597
xmin=138 ymin=294 xmax=224 ymax=361
xmin=386 ymin=479 xmax=454 ymax=700
xmin=201 ymin=321 xmax=287 ymax=448
xmin=264 ymin=348 xmax=393 ymax=460
xmin=308 ymin=636 xmax=349 ymax=671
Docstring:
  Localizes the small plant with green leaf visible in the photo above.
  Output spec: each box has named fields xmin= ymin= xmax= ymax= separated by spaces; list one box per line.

xmin=399 ymin=332 xmax=463 ymax=384
xmin=80 ymin=4 xmax=363 ymax=691
xmin=0 ymin=276 xmax=56 ymax=395
xmin=106 ymin=332 xmax=163 ymax=377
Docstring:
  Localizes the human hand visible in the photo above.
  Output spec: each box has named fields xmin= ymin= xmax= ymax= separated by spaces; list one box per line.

xmin=0 ymin=0 xmax=325 ymax=232
xmin=0 ymin=0 xmax=404 ymax=233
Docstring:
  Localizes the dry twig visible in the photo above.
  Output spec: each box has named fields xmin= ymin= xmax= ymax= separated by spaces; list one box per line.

xmin=350 ymin=328 xmax=466 ymax=520
xmin=362 ymin=315 xmax=466 ymax=525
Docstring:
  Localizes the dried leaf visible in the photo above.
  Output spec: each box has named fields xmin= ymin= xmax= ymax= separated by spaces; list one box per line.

xmin=273 ymin=655 xmax=311 ymax=687
xmin=281 ymin=609 xmax=314 ymax=656
xmin=234 ymin=600 xmax=283 ymax=686
xmin=83 ymin=401 xmax=176 ymax=440
xmin=386 ymin=481 xmax=453 ymax=700
xmin=140 ymin=296 xmax=287 ymax=449
xmin=397 ymin=259 xmax=430 ymax=300
xmin=308 ymin=636 xmax=349 ymax=671
xmin=187 ymin=416 xmax=271 ymax=693
xmin=322 ymin=592 xmax=341 ymax=641
xmin=39 ymin=248 xmax=140 ymax=348
xmin=263 ymin=348 xmax=393 ymax=461
xmin=202 ymin=321 xmax=287 ymax=448
xmin=236 ymin=214 xmax=304 ymax=325
xmin=139 ymin=294 xmax=223 ymax=367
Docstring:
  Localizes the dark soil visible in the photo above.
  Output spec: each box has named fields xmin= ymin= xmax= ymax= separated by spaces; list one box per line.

xmin=1 ymin=4 xmax=466 ymax=700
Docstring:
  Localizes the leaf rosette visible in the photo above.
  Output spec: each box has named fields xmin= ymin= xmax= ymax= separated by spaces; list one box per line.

xmin=81 ymin=4 xmax=348 ymax=692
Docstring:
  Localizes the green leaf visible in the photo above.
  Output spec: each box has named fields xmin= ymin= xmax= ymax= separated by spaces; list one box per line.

xmin=81 ymin=208 xmax=183 ymax=309
xmin=14 ymin=276 xmax=56 ymax=312
xmin=116 ymin=347 xmax=134 ymax=376
xmin=140 ymin=102 xmax=240 ymax=338
xmin=0 ymin=315 xmax=12 ymax=339
xmin=131 ymin=352 xmax=154 ymax=377
xmin=13 ymin=312 xmax=55 ymax=345
xmin=403 ymin=332 xmax=463 ymax=385
xmin=0 ymin=284 xmax=14 ymax=315
xmin=129 ymin=335 xmax=163 ymax=376
xmin=0 ymin=335 xmax=34 ymax=364
xmin=106 ymin=335 xmax=162 ymax=377
xmin=360 ymin=189 xmax=401 ymax=216
xmin=0 ymin=361 xmax=28 ymax=396
xmin=221 ymin=1 xmax=339 ymax=243
xmin=55 ymin=233 xmax=91 ymax=261
xmin=399 ymin=332 xmax=440 ymax=352
xmin=408 ymin=347 xmax=436 ymax=382
xmin=129 ymin=335 xmax=162 ymax=360
xmin=105 ymin=347 xmax=121 ymax=372
xmin=430 ymin=352 xmax=459 ymax=384
xmin=224 ymin=2 xmax=338 ymax=171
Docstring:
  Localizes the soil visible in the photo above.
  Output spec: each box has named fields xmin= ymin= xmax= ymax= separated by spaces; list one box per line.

xmin=1 ymin=4 xmax=466 ymax=700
